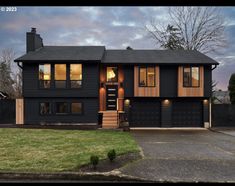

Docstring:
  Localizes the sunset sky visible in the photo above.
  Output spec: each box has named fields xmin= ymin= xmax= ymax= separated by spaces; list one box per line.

xmin=0 ymin=6 xmax=235 ymax=90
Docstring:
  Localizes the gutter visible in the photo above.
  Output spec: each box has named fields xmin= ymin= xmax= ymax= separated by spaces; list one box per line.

xmin=17 ymin=62 xmax=23 ymax=69
xmin=212 ymin=64 xmax=217 ymax=70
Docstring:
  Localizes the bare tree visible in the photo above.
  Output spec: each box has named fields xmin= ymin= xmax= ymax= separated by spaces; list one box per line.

xmin=146 ymin=7 xmax=226 ymax=54
xmin=0 ymin=48 xmax=22 ymax=98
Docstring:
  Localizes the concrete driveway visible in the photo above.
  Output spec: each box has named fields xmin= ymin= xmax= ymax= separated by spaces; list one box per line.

xmin=120 ymin=129 xmax=235 ymax=182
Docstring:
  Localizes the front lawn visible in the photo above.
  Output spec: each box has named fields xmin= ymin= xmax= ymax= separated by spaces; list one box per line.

xmin=0 ymin=128 xmax=139 ymax=173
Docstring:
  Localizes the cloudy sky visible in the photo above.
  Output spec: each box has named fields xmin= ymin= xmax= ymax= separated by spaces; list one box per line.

xmin=0 ymin=6 xmax=235 ymax=90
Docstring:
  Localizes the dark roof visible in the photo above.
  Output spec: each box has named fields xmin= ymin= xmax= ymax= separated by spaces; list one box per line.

xmin=14 ymin=46 xmax=105 ymax=62
xmin=103 ymin=50 xmax=219 ymax=65
xmin=15 ymin=46 xmax=219 ymax=65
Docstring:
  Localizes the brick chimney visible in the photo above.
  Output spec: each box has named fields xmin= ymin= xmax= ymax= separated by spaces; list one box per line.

xmin=26 ymin=27 xmax=43 ymax=53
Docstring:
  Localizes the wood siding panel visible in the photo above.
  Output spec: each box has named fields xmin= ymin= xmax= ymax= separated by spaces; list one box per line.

xmin=134 ymin=66 xmax=160 ymax=97
xmin=16 ymin=98 xmax=24 ymax=124
xmin=178 ymin=66 xmax=204 ymax=97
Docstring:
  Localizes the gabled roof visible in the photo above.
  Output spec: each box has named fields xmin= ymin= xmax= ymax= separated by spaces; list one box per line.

xmin=14 ymin=46 xmax=105 ymax=62
xmin=103 ymin=49 xmax=219 ymax=65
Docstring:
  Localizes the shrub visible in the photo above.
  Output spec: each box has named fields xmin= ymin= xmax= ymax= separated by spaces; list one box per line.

xmin=107 ymin=149 xmax=116 ymax=162
xmin=90 ymin=155 xmax=99 ymax=170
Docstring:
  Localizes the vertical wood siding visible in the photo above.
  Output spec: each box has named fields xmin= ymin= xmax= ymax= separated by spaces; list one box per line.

xmin=178 ymin=66 xmax=204 ymax=97
xmin=134 ymin=66 xmax=160 ymax=97
xmin=16 ymin=98 xmax=24 ymax=124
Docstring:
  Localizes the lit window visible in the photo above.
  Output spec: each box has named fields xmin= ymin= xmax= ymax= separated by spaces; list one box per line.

xmin=70 ymin=64 xmax=82 ymax=88
xmin=107 ymin=67 xmax=118 ymax=82
xmin=39 ymin=64 xmax=51 ymax=88
xmin=139 ymin=67 xmax=155 ymax=87
xmin=183 ymin=67 xmax=200 ymax=87
xmin=40 ymin=102 xmax=51 ymax=115
xmin=56 ymin=102 xmax=68 ymax=114
xmin=71 ymin=103 xmax=82 ymax=114
xmin=55 ymin=64 xmax=66 ymax=88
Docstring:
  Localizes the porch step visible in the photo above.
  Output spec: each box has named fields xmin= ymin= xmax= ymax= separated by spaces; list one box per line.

xmin=102 ymin=111 xmax=118 ymax=129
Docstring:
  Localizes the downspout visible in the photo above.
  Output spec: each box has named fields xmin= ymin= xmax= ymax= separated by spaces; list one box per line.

xmin=17 ymin=62 xmax=23 ymax=69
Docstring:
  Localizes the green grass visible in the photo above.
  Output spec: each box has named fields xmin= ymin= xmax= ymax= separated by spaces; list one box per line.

xmin=0 ymin=128 xmax=139 ymax=173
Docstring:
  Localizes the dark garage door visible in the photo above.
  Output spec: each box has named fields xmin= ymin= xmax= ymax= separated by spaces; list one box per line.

xmin=172 ymin=101 xmax=203 ymax=127
xmin=129 ymin=99 xmax=161 ymax=127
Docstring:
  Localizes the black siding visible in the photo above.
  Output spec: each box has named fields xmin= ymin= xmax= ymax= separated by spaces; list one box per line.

xmin=160 ymin=66 xmax=177 ymax=97
xmin=123 ymin=65 xmax=134 ymax=97
xmin=23 ymin=63 xmax=99 ymax=98
xmin=161 ymin=100 xmax=172 ymax=127
xmin=204 ymin=65 xmax=212 ymax=97
xmin=24 ymin=98 xmax=98 ymax=124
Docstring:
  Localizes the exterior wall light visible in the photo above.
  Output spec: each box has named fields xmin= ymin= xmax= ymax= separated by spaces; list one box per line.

xmin=203 ymin=99 xmax=208 ymax=104
xmin=100 ymin=82 xmax=104 ymax=88
xmin=164 ymin=99 xmax=169 ymax=104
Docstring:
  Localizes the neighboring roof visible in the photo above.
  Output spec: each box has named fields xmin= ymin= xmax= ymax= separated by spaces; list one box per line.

xmin=14 ymin=46 xmax=105 ymax=62
xmin=103 ymin=49 xmax=219 ymax=65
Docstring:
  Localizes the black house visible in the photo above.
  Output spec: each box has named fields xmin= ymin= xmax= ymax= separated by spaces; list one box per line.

xmin=14 ymin=28 xmax=219 ymax=128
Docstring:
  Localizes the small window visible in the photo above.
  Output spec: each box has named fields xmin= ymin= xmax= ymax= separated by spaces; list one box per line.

xmin=39 ymin=64 xmax=51 ymax=88
xmin=55 ymin=64 xmax=66 ymax=88
xmin=139 ymin=67 xmax=147 ymax=86
xmin=183 ymin=67 xmax=200 ymax=87
xmin=70 ymin=64 xmax=82 ymax=88
xmin=107 ymin=67 xmax=118 ymax=82
xmin=139 ymin=67 xmax=155 ymax=87
xmin=56 ymin=102 xmax=68 ymax=114
xmin=40 ymin=102 xmax=51 ymax=115
xmin=71 ymin=103 xmax=82 ymax=114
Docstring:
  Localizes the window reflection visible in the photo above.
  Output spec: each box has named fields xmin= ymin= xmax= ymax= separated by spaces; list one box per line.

xmin=39 ymin=64 xmax=51 ymax=88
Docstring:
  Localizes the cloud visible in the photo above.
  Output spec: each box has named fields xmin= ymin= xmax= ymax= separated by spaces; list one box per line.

xmin=0 ymin=6 xmax=235 ymax=90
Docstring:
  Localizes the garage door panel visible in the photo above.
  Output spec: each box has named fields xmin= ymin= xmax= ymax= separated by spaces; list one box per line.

xmin=172 ymin=101 xmax=202 ymax=127
xmin=129 ymin=100 xmax=160 ymax=127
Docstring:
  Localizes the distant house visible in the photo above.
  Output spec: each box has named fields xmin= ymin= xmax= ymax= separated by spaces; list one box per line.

xmin=0 ymin=91 xmax=8 ymax=99
xmin=213 ymin=91 xmax=230 ymax=104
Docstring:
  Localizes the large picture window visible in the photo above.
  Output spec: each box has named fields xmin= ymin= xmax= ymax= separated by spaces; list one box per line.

xmin=39 ymin=64 xmax=51 ymax=88
xmin=183 ymin=67 xmax=200 ymax=87
xmin=55 ymin=64 xmax=66 ymax=88
xmin=70 ymin=64 xmax=82 ymax=88
xmin=139 ymin=67 xmax=155 ymax=87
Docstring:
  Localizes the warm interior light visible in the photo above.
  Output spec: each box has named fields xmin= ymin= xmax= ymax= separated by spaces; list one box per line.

xmin=43 ymin=74 xmax=50 ymax=80
xmin=108 ymin=69 xmax=116 ymax=79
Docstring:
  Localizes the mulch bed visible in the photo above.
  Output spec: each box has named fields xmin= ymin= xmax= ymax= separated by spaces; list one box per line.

xmin=78 ymin=152 xmax=142 ymax=172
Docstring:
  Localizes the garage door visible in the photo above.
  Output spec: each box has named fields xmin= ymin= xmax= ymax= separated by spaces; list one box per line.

xmin=129 ymin=99 xmax=161 ymax=127
xmin=172 ymin=101 xmax=203 ymax=127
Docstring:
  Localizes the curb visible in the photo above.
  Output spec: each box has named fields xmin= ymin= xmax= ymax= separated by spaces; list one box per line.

xmin=0 ymin=171 xmax=150 ymax=182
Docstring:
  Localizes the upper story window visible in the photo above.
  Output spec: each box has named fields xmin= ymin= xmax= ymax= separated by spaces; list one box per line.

xmin=139 ymin=67 xmax=155 ymax=87
xmin=107 ymin=67 xmax=118 ymax=82
xmin=39 ymin=64 xmax=51 ymax=88
xmin=55 ymin=64 xmax=66 ymax=88
xmin=70 ymin=64 xmax=82 ymax=88
xmin=183 ymin=66 xmax=200 ymax=87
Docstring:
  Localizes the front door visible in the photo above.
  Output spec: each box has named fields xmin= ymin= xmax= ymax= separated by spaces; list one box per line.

xmin=106 ymin=85 xmax=118 ymax=110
